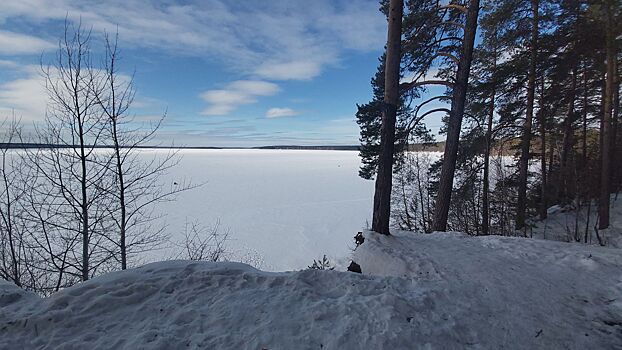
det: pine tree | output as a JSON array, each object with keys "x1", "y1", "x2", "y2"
[{"x1": 371, "y1": 0, "x2": 404, "y2": 235}]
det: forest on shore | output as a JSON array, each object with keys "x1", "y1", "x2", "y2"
[{"x1": 358, "y1": 0, "x2": 621, "y2": 238}]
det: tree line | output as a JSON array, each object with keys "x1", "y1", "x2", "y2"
[{"x1": 359, "y1": 0, "x2": 621, "y2": 239}]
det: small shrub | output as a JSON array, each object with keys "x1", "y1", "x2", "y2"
[{"x1": 308, "y1": 255, "x2": 335, "y2": 270}]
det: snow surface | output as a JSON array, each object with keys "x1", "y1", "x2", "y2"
[
  {"x1": 152, "y1": 149, "x2": 375, "y2": 270},
  {"x1": 3, "y1": 231, "x2": 622, "y2": 349},
  {"x1": 531, "y1": 195, "x2": 622, "y2": 248},
  {"x1": 354, "y1": 230, "x2": 622, "y2": 349}
]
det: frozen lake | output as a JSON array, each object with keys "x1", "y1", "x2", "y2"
[{"x1": 154, "y1": 149, "x2": 375, "y2": 271}]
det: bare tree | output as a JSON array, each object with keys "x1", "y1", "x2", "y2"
[
  {"x1": 0, "y1": 119, "x2": 31, "y2": 288},
  {"x1": 96, "y1": 32, "x2": 194, "y2": 270},
  {"x1": 27, "y1": 21, "x2": 112, "y2": 282},
  {"x1": 392, "y1": 151, "x2": 433, "y2": 232}
]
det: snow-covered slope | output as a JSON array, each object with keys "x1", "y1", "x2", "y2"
[
  {"x1": 530, "y1": 196, "x2": 622, "y2": 248},
  {"x1": 2, "y1": 232, "x2": 622, "y2": 349},
  {"x1": 354, "y1": 231, "x2": 622, "y2": 349}
]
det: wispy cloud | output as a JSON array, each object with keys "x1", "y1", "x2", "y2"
[
  {"x1": 201, "y1": 80, "x2": 279, "y2": 116},
  {"x1": 255, "y1": 61, "x2": 322, "y2": 81},
  {"x1": 265, "y1": 107, "x2": 299, "y2": 119},
  {"x1": 0, "y1": 1, "x2": 386, "y2": 142},
  {"x1": 0, "y1": 63, "x2": 46, "y2": 122},
  {"x1": 0, "y1": 1, "x2": 385, "y2": 79},
  {"x1": 0, "y1": 60, "x2": 134, "y2": 124},
  {"x1": 0, "y1": 30, "x2": 54, "y2": 55}
]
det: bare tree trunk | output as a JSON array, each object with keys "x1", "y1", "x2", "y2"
[
  {"x1": 482, "y1": 58, "x2": 497, "y2": 235},
  {"x1": 104, "y1": 36, "x2": 129, "y2": 270},
  {"x1": 516, "y1": 0, "x2": 539, "y2": 231},
  {"x1": 560, "y1": 66, "x2": 577, "y2": 203},
  {"x1": 79, "y1": 125, "x2": 89, "y2": 281},
  {"x1": 539, "y1": 77, "x2": 548, "y2": 220},
  {"x1": 582, "y1": 63, "x2": 589, "y2": 180},
  {"x1": 416, "y1": 159, "x2": 427, "y2": 231},
  {"x1": 38, "y1": 21, "x2": 108, "y2": 284},
  {"x1": 0, "y1": 121, "x2": 23, "y2": 287},
  {"x1": 112, "y1": 124, "x2": 127, "y2": 270},
  {"x1": 432, "y1": 0, "x2": 480, "y2": 231},
  {"x1": 611, "y1": 57, "x2": 620, "y2": 193},
  {"x1": 599, "y1": 1, "x2": 615, "y2": 229},
  {"x1": 371, "y1": 0, "x2": 403, "y2": 235}
]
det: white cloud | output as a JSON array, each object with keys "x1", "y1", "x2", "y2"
[
  {"x1": 0, "y1": 30, "x2": 54, "y2": 55},
  {"x1": 255, "y1": 61, "x2": 322, "y2": 81},
  {"x1": 0, "y1": 64, "x2": 46, "y2": 123},
  {"x1": 228, "y1": 80, "x2": 280, "y2": 96},
  {"x1": 0, "y1": 1, "x2": 388, "y2": 125},
  {"x1": 0, "y1": 1, "x2": 385, "y2": 80},
  {"x1": 0, "y1": 60, "x2": 135, "y2": 125},
  {"x1": 265, "y1": 107, "x2": 299, "y2": 119},
  {"x1": 201, "y1": 80, "x2": 279, "y2": 116}
]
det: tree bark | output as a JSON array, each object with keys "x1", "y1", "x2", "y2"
[
  {"x1": 79, "y1": 120, "x2": 89, "y2": 281},
  {"x1": 432, "y1": 0, "x2": 480, "y2": 231},
  {"x1": 582, "y1": 63, "x2": 588, "y2": 181},
  {"x1": 539, "y1": 77, "x2": 547, "y2": 220},
  {"x1": 482, "y1": 36, "x2": 498, "y2": 235},
  {"x1": 611, "y1": 56, "x2": 620, "y2": 193},
  {"x1": 599, "y1": 1, "x2": 615, "y2": 229},
  {"x1": 371, "y1": 0, "x2": 403, "y2": 235},
  {"x1": 560, "y1": 66, "x2": 577, "y2": 203},
  {"x1": 515, "y1": 0, "x2": 539, "y2": 231}
]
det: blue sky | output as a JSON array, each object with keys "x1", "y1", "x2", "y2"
[{"x1": 0, "y1": 0, "x2": 444, "y2": 147}]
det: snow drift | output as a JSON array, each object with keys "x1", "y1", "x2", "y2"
[{"x1": 2, "y1": 231, "x2": 622, "y2": 349}]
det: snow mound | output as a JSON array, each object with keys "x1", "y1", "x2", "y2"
[
  {"x1": 2, "y1": 232, "x2": 622, "y2": 349},
  {"x1": 354, "y1": 230, "x2": 622, "y2": 349},
  {"x1": 1, "y1": 261, "x2": 430, "y2": 350}
]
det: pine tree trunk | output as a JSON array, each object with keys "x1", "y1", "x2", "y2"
[
  {"x1": 371, "y1": 0, "x2": 403, "y2": 235},
  {"x1": 611, "y1": 57, "x2": 620, "y2": 193},
  {"x1": 482, "y1": 98, "x2": 494, "y2": 235},
  {"x1": 560, "y1": 67, "x2": 577, "y2": 203},
  {"x1": 432, "y1": 0, "x2": 480, "y2": 231},
  {"x1": 482, "y1": 40, "x2": 497, "y2": 235},
  {"x1": 582, "y1": 64, "x2": 588, "y2": 180},
  {"x1": 515, "y1": 0, "x2": 539, "y2": 231},
  {"x1": 539, "y1": 77, "x2": 547, "y2": 220},
  {"x1": 599, "y1": 2, "x2": 615, "y2": 229}
]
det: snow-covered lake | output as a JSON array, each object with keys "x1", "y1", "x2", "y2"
[{"x1": 154, "y1": 149, "x2": 375, "y2": 271}]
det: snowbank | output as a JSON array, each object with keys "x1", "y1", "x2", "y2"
[
  {"x1": 1, "y1": 261, "x2": 429, "y2": 350},
  {"x1": 354, "y1": 231, "x2": 622, "y2": 348},
  {"x1": 2, "y1": 231, "x2": 622, "y2": 349}
]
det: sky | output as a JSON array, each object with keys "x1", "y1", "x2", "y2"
[{"x1": 0, "y1": 0, "x2": 444, "y2": 147}]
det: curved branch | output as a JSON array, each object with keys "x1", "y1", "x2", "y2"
[
  {"x1": 400, "y1": 80, "x2": 455, "y2": 91},
  {"x1": 408, "y1": 108, "x2": 451, "y2": 133},
  {"x1": 419, "y1": 108, "x2": 451, "y2": 120},
  {"x1": 407, "y1": 95, "x2": 448, "y2": 129},
  {"x1": 418, "y1": 95, "x2": 451, "y2": 111},
  {"x1": 438, "y1": 4, "x2": 468, "y2": 15}
]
